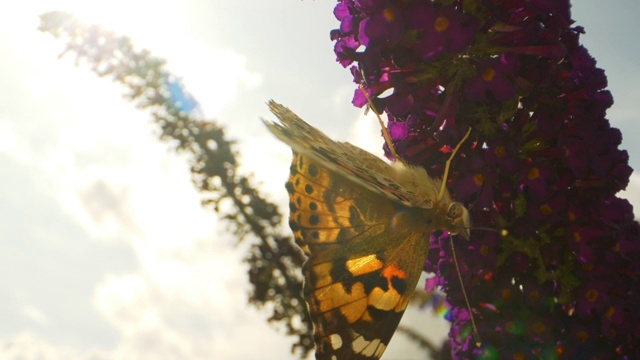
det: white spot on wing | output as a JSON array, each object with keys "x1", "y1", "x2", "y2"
[
  {"x1": 351, "y1": 335, "x2": 368, "y2": 354},
  {"x1": 361, "y1": 338, "x2": 381, "y2": 357},
  {"x1": 351, "y1": 334, "x2": 384, "y2": 357},
  {"x1": 375, "y1": 343, "x2": 386, "y2": 358},
  {"x1": 329, "y1": 333, "x2": 343, "y2": 350}
]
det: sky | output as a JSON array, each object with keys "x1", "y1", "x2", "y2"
[{"x1": 0, "y1": 1, "x2": 638, "y2": 359}]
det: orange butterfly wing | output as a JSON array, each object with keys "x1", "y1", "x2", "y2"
[{"x1": 287, "y1": 152, "x2": 433, "y2": 359}]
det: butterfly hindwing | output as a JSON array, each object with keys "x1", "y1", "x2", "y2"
[{"x1": 287, "y1": 152, "x2": 432, "y2": 359}]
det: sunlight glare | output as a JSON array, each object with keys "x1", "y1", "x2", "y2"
[{"x1": 39, "y1": 0, "x2": 262, "y2": 118}]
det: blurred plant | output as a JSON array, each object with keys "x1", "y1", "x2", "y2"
[{"x1": 39, "y1": 11, "x2": 315, "y2": 357}]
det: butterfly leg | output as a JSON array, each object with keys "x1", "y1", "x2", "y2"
[
  {"x1": 358, "y1": 85, "x2": 403, "y2": 163},
  {"x1": 437, "y1": 127, "x2": 472, "y2": 201}
]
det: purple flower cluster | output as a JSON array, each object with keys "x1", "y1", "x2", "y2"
[{"x1": 331, "y1": 0, "x2": 638, "y2": 358}]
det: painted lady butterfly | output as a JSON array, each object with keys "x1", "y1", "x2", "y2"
[{"x1": 264, "y1": 101, "x2": 471, "y2": 359}]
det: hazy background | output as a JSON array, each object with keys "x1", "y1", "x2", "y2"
[{"x1": 0, "y1": 1, "x2": 638, "y2": 359}]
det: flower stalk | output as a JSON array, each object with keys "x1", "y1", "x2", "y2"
[{"x1": 331, "y1": 0, "x2": 638, "y2": 358}]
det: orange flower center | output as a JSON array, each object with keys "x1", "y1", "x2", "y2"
[
  {"x1": 576, "y1": 331, "x2": 589, "y2": 342},
  {"x1": 502, "y1": 289, "x2": 512, "y2": 300},
  {"x1": 529, "y1": 290, "x2": 540, "y2": 302},
  {"x1": 383, "y1": 8, "x2": 395, "y2": 22},
  {"x1": 573, "y1": 232, "x2": 581, "y2": 242},
  {"x1": 539, "y1": 204, "x2": 552, "y2": 215},
  {"x1": 434, "y1": 16, "x2": 449, "y2": 32},
  {"x1": 482, "y1": 67, "x2": 496, "y2": 81},
  {"x1": 605, "y1": 306, "x2": 615, "y2": 318},
  {"x1": 532, "y1": 321, "x2": 545, "y2": 333}
]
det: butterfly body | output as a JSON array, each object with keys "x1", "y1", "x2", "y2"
[{"x1": 264, "y1": 101, "x2": 470, "y2": 359}]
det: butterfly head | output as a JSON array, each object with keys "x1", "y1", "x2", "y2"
[{"x1": 446, "y1": 202, "x2": 470, "y2": 240}]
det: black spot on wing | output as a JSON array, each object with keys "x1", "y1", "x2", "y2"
[
  {"x1": 391, "y1": 275, "x2": 408, "y2": 295},
  {"x1": 289, "y1": 219, "x2": 299, "y2": 231},
  {"x1": 305, "y1": 183, "x2": 314, "y2": 194},
  {"x1": 308, "y1": 163, "x2": 318, "y2": 177},
  {"x1": 285, "y1": 181, "x2": 294, "y2": 194}
]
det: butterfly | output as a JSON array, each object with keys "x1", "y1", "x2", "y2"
[{"x1": 264, "y1": 100, "x2": 471, "y2": 359}]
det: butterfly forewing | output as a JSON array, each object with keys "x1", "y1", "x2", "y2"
[{"x1": 266, "y1": 101, "x2": 441, "y2": 209}]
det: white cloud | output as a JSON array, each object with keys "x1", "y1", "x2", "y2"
[
  {"x1": 0, "y1": 121, "x2": 31, "y2": 164},
  {"x1": 347, "y1": 111, "x2": 387, "y2": 159},
  {"x1": 21, "y1": 305, "x2": 48, "y2": 326},
  {"x1": 92, "y1": 249, "x2": 295, "y2": 359},
  {"x1": 620, "y1": 172, "x2": 640, "y2": 212},
  {"x1": 0, "y1": 333, "x2": 97, "y2": 360}
]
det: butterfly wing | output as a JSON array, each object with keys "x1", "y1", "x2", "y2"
[
  {"x1": 264, "y1": 101, "x2": 474, "y2": 358},
  {"x1": 286, "y1": 151, "x2": 432, "y2": 359},
  {"x1": 264, "y1": 101, "x2": 441, "y2": 209}
]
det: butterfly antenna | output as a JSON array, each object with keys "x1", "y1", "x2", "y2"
[
  {"x1": 437, "y1": 127, "x2": 471, "y2": 202},
  {"x1": 358, "y1": 84, "x2": 404, "y2": 163},
  {"x1": 449, "y1": 234, "x2": 482, "y2": 347}
]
